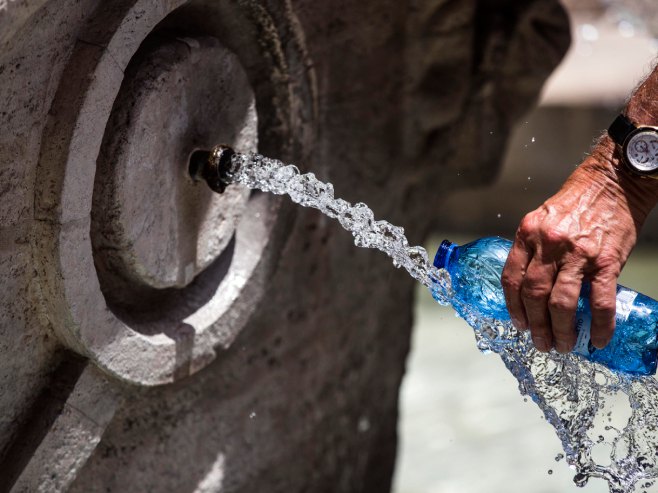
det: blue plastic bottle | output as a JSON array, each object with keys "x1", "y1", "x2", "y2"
[{"x1": 433, "y1": 237, "x2": 658, "y2": 376}]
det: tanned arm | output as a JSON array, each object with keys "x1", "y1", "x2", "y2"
[{"x1": 501, "y1": 63, "x2": 658, "y2": 353}]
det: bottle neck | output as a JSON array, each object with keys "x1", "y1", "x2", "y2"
[{"x1": 434, "y1": 240, "x2": 456, "y2": 269}]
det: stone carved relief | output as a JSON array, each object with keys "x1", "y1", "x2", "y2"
[
  {"x1": 0, "y1": 0, "x2": 568, "y2": 491},
  {"x1": 403, "y1": 0, "x2": 570, "y2": 190},
  {"x1": 29, "y1": 0, "x2": 315, "y2": 387},
  {"x1": 2, "y1": 0, "x2": 315, "y2": 489}
]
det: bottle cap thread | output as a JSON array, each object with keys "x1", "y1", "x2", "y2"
[{"x1": 434, "y1": 240, "x2": 456, "y2": 269}]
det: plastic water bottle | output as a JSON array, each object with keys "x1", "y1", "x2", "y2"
[{"x1": 433, "y1": 237, "x2": 658, "y2": 375}]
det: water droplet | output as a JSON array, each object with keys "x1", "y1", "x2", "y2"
[
  {"x1": 249, "y1": 411, "x2": 256, "y2": 419},
  {"x1": 324, "y1": 198, "x2": 351, "y2": 219},
  {"x1": 531, "y1": 137, "x2": 536, "y2": 143},
  {"x1": 351, "y1": 202, "x2": 375, "y2": 229},
  {"x1": 580, "y1": 23, "x2": 599, "y2": 42},
  {"x1": 405, "y1": 246, "x2": 428, "y2": 264},
  {"x1": 270, "y1": 165, "x2": 300, "y2": 194},
  {"x1": 548, "y1": 469, "x2": 553, "y2": 475},
  {"x1": 573, "y1": 472, "x2": 588, "y2": 488},
  {"x1": 618, "y1": 20, "x2": 635, "y2": 38},
  {"x1": 497, "y1": 213, "x2": 502, "y2": 218},
  {"x1": 289, "y1": 173, "x2": 333, "y2": 206}
]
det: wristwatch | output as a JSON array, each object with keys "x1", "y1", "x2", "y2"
[{"x1": 608, "y1": 114, "x2": 658, "y2": 177}]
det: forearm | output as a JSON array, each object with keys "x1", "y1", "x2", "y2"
[
  {"x1": 502, "y1": 63, "x2": 658, "y2": 354},
  {"x1": 626, "y1": 62, "x2": 658, "y2": 127},
  {"x1": 586, "y1": 63, "x2": 658, "y2": 225}
]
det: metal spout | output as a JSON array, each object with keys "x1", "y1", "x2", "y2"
[{"x1": 189, "y1": 144, "x2": 237, "y2": 194}]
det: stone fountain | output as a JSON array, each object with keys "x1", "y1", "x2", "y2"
[{"x1": 0, "y1": 1, "x2": 569, "y2": 491}]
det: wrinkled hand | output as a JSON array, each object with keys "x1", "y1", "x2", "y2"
[{"x1": 501, "y1": 142, "x2": 658, "y2": 353}]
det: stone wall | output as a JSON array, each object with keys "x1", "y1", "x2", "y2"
[{"x1": 0, "y1": 1, "x2": 569, "y2": 491}]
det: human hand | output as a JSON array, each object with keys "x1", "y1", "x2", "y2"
[{"x1": 501, "y1": 139, "x2": 658, "y2": 353}]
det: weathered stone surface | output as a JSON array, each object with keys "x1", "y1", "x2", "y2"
[
  {"x1": 0, "y1": 0, "x2": 569, "y2": 491},
  {"x1": 0, "y1": 0, "x2": 100, "y2": 469},
  {"x1": 25, "y1": 0, "x2": 291, "y2": 386},
  {"x1": 92, "y1": 38, "x2": 255, "y2": 292},
  {"x1": 9, "y1": 364, "x2": 122, "y2": 493}
]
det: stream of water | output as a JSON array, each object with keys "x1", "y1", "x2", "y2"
[{"x1": 229, "y1": 151, "x2": 658, "y2": 493}]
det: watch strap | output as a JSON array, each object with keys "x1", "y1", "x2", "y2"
[
  {"x1": 607, "y1": 114, "x2": 658, "y2": 179},
  {"x1": 608, "y1": 114, "x2": 636, "y2": 145}
]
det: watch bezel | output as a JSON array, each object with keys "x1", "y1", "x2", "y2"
[{"x1": 622, "y1": 126, "x2": 658, "y2": 176}]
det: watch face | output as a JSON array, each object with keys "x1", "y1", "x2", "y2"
[{"x1": 625, "y1": 129, "x2": 658, "y2": 174}]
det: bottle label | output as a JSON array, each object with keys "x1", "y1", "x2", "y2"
[
  {"x1": 572, "y1": 286, "x2": 638, "y2": 356},
  {"x1": 573, "y1": 312, "x2": 594, "y2": 356},
  {"x1": 615, "y1": 286, "x2": 637, "y2": 322}
]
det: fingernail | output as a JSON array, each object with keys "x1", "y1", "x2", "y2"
[
  {"x1": 533, "y1": 336, "x2": 549, "y2": 352},
  {"x1": 591, "y1": 337, "x2": 608, "y2": 350},
  {"x1": 555, "y1": 340, "x2": 571, "y2": 354}
]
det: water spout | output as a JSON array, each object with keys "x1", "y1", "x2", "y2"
[{"x1": 189, "y1": 144, "x2": 237, "y2": 194}]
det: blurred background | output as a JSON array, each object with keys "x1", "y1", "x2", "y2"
[{"x1": 394, "y1": 1, "x2": 658, "y2": 492}]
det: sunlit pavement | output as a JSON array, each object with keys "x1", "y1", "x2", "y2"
[{"x1": 392, "y1": 234, "x2": 658, "y2": 493}]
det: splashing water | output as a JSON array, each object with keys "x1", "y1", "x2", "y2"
[
  {"x1": 229, "y1": 152, "x2": 658, "y2": 493},
  {"x1": 230, "y1": 152, "x2": 450, "y2": 292}
]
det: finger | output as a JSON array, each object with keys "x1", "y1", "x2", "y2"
[
  {"x1": 502, "y1": 240, "x2": 531, "y2": 330},
  {"x1": 588, "y1": 271, "x2": 617, "y2": 349},
  {"x1": 521, "y1": 257, "x2": 557, "y2": 352},
  {"x1": 548, "y1": 266, "x2": 584, "y2": 353}
]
